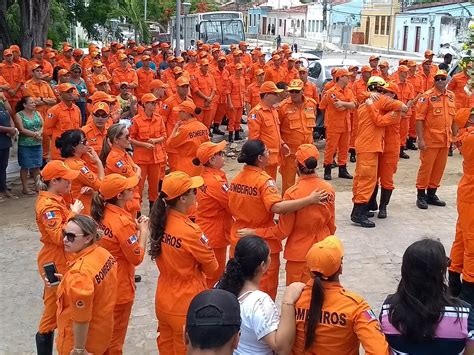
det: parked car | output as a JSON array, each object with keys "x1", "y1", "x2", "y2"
[{"x1": 307, "y1": 58, "x2": 361, "y2": 92}]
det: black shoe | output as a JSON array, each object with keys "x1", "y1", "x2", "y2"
[
  {"x1": 234, "y1": 131, "x2": 242, "y2": 141},
  {"x1": 426, "y1": 188, "x2": 446, "y2": 206},
  {"x1": 351, "y1": 203, "x2": 376, "y2": 228},
  {"x1": 448, "y1": 271, "x2": 462, "y2": 297},
  {"x1": 338, "y1": 165, "x2": 353, "y2": 179},
  {"x1": 448, "y1": 145, "x2": 453, "y2": 157},
  {"x1": 378, "y1": 188, "x2": 392, "y2": 219},
  {"x1": 460, "y1": 281, "x2": 474, "y2": 305},
  {"x1": 149, "y1": 200, "x2": 154, "y2": 212},
  {"x1": 135, "y1": 274, "x2": 142, "y2": 283},
  {"x1": 241, "y1": 117, "x2": 247, "y2": 124},
  {"x1": 399, "y1": 147, "x2": 410, "y2": 159},
  {"x1": 209, "y1": 129, "x2": 213, "y2": 138},
  {"x1": 228, "y1": 131, "x2": 234, "y2": 143},
  {"x1": 36, "y1": 331, "x2": 54, "y2": 355},
  {"x1": 416, "y1": 189, "x2": 428, "y2": 209},
  {"x1": 368, "y1": 185, "x2": 379, "y2": 212},
  {"x1": 349, "y1": 148, "x2": 356, "y2": 163},
  {"x1": 324, "y1": 165, "x2": 332, "y2": 180},
  {"x1": 212, "y1": 124, "x2": 225, "y2": 135},
  {"x1": 330, "y1": 161, "x2": 337, "y2": 169},
  {"x1": 406, "y1": 137, "x2": 418, "y2": 150}
]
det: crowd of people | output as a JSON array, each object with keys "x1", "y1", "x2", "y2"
[{"x1": 0, "y1": 37, "x2": 473, "y2": 354}]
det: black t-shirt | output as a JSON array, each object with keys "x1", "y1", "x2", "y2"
[{"x1": 0, "y1": 103, "x2": 12, "y2": 150}]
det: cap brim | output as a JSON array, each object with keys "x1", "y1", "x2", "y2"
[
  {"x1": 124, "y1": 175, "x2": 139, "y2": 189},
  {"x1": 213, "y1": 140, "x2": 227, "y2": 154},
  {"x1": 61, "y1": 169, "x2": 80, "y2": 180},
  {"x1": 189, "y1": 176, "x2": 204, "y2": 189}
]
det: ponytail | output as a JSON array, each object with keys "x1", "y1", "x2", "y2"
[
  {"x1": 217, "y1": 258, "x2": 245, "y2": 297},
  {"x1": 304, "y1": 273, "x2": 325, "y2": 350},
  {"x1": 149, "y1": 191, "x2": 178, "y2": 259},
  {"x1": 100, "y1": 123, "x2": 126, "y2": 166},
  {"x1": 91, "y1": 192, "x2": 114, "y2": 223}
]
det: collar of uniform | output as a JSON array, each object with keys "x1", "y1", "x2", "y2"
[
  {"x1": 59, "y1": 100, "x2": 76, "y2": 110},
  {"x1": 432, "y1": 87, "x2": 448, "y2": 96},
  {"x1": 88, "y1": 121, "x2": 106, "y2": 136},
  {"x1": 105, "y1": 202, "x2": 132, "y2": 217},
  {"x1": 67, "y1": 243, "x2": 98, "y2": 266},
  {"x1": 168, "y1": 207, "x2": 188, "y2": 220},
  {"x1": 39, "y1": 190, "x2": 66, "y2": 204},
  {"x1": 243, "y1": 165, "x2": 264, "y2": 173},
  {"x1": 306, "y1": 278, "x2": 342, "y2": 289},
  {"x1": 110, "y1": 145, "x2": 127, "y2": 158}
]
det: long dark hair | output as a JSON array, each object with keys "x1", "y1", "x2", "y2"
[
  {"x1": 91, "y1": 192, "x2": 119, "y2": 223},
  {"x1": 298, "y1": 157, "x2": 318, "y2": 175},
  {"x1": 237, "y1": 139, "x2": 266, "y2": 166},
  {"x1": 15, "y1": 96, "x2": 32, "y2": 113},
  {"x1": 388, "y1": 239, "x2": 462, "y2": 342},
  {"x1": 304, "y1": 272, "x2": 326, "y2": 349},
  {"x1": 217, "y1": 236, "x2": 269, "y2": 297},
  {"x1": 100, "y1": 123, "x2": 126, "y2": 165},
  {"x1": 55, "y1": 129, "x2": 84, "y2": 158}
]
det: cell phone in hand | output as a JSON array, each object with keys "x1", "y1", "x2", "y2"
[{"x1": 43, "y1": 262, "x2": 60, "y2": 286}]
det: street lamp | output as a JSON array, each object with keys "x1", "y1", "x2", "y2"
[{"x1": 183, "y1": 2, "x2": 192, "y2": 50}]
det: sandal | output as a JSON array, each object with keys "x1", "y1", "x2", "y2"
[
  {"x1": 23, "y1": 189, "x2": 37, "y2": 196},
  {"x1": 4, "y1": 192, "x2": 19, "y2": 199}
]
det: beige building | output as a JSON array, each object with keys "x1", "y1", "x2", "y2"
[{"x1": 360, "y1": 0, "x2": 400, "y2": 48}]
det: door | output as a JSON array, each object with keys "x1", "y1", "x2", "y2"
[
  {"x1": 415, "y1": 26, "x2": 421, "y2": 52},
  {"x1": 365, "y1": 17, "x2": 370, "y2": 44},
  {"x1": 403, "y1": 25, "x2": 408, "y2": 51},
  {"x1": 262, "y1": 17, "x2": 267, "y2": 35}
]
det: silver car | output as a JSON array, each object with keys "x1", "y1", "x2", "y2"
[{"x1": 307, "y1": 58, "x2": 361, "y2": 92}]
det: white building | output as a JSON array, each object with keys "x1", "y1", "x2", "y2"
[{"x1": 306, "y1": 2, "x2": 326, "y2": 42}]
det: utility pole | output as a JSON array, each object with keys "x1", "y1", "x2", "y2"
[
  {"x1": 175, "y1": 0, "x2": 181, "y2": 56},
  {"x1": 144, "y1": 0, "x2": 147, "y2": 21}
]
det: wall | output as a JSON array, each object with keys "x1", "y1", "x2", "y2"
[{"x1": 306, "y1": 3, "x2": 326, "y2": 41}]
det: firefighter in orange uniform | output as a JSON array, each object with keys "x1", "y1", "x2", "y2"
[
  {"x1": 319, "y1": 69, "x2": 356, "y2": 181},
  {"x1": 56, "y1": 44, "x2": 75, "y2": 71},
  {"x1": 81, "y1": 102, "x2": 110, "y2": 173},
  {"x1": 184, "y1": 51, "x2": 199, "y2": 76},
  {"x1": 92, "y1": 174, "x2": 149, "y2": 355},
  {"x1": 166, "y1": 100, "x2": 210, "y2": 177},
  {"x1": 193, "y1": 141, "x2": 232, "y2": 287},
  {"x1": 191, "y1": 58, "x2": 216, "y2": 130},
  {"x1": 299, "y1": 67, "x2": 320, "y2": 104},
  {"x1": 210, "y1": 55, "x2": 230, "y2": 136},
  {"x1": 264, "y1": 54, "x2": 286, "y2": 84},
  {"x1": 1, "y1": 49, "x2": 24, "y2": 111},
  {"x1": 226, "y1": 63, "x2": 246, "y2": 142},
  {"x1": 129, "y1": 93, "x2": 167, "y2": 211},
  {"x1": 160, "y1": 76, "x2": 193, "y2": 137},
  {"x1": 135, "y1": 55, "x2": 156, "y2": 101},
  {"x1": 35, "y1": 160, "x2": 83, "y2": 354},
  {"x1": 419, "y1": 59, "x2": 435, "y2": 92},
  {"x1": 278, "y1": 79, "x2": 317, "y2": 193},
  {"x1": 406, "y1": 60, "x2": 423, "y2": 150},
  {"x1": 111, "y1": 53, "x2": 138, "y2": 96},
  {"x1": 293, "y1": 236, "x2": 389, "y2": 354},
  {"x1": 248, "y1": 81, "x2": 290, "y2": 180},
  {"x1": 149, "y1": 171, "x2": 218, "y2": 355},
  {"x1": 368, "y1": 55, "x2": 381, "y2": 77},
  {"x1": 415, "y1": 70, "x2": 458, "y2": 209},
  {"x1": 245, "y1": 68, "x2": 265, "y2": 113},
  {"x1": 160, "y1": 56, "x2": 176, "y2": 84},
  {"x1": 29, "y1": 47, "x2": 54, "y2": 81},
  {"x1": 378, "y1": 61, "x2": 390, "y2": 81},
  {"x1": 10, "y1": 45, "x2": 29, "y2": 81},
  {"x1": 248, "y1": 51, "x2": 266, "y2": 84},
  {"x1": 447, "y1": 63, "x2": 471, "y2": 110},
  {"x1": 283, "y1": 57, "x2": 299, "y2": 84}
]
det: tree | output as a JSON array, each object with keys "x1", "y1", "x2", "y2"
[
  {"x1": 112, "y1": 0, "x2": 150, "y2": 42},
  {"x1": 19, "y1": 0, "x2": 51, "y2": 57}
]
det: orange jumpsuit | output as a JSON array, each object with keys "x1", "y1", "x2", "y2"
[
  {"x1": 195, "y1": 166, "x2": 232, "y2": 287},
  {"x1": 135, "y1": 67, "x2": 155, "y2": 100},
  {"x1": 56, "y1": 244, "x2": 117, "y2": 355},
  {"x1": 97, "y1": 203, "x2": 145, "y2": 355},
  {"x1": 264, "y1": 64, "x2": 286, "y2": 83},
  {"x1": 248, "y1": 102, "x2": 284, "y2": 180},
  {"x1": 320, "y1": 84, "x2": 356, "y2": 166},
  {"x1": 0, "y1": 61, "x2": 24, "y2": 110},
  {"x1": 279, "y1": 175, "x2": 336, "y2": 284},
  {"x1": 415, "y1": 88, "x2": 456, "y2": 190},
  {"x1": 278, "y1": 97, "x2": 317, "y2": 193},
  {"x1": 394, "y1": 80, "x2": 415, "y2": 149},
  {"x1": 228, "y1": 165, "x2": 282, "y2": 300},
  {"x1": 129, "y1": 110, "x2": 167, "y2": 202},
  {"x1": 447, "y1": 72, "x2": 470, "y2": 110},
  {"x1": 35, "y1": 191, "x2": 74, "y2": 333},
  {"x1": 111, "y1": 67, "x2": 138, "y2": 95},
  {"x1": 351, "y1": 79, "x2": 369, "y2": 149},
  {"x1": 293, "y1": 280, "x2": 389, "y2": 354},
  {"x1": 155, "y1": 209, "x2": 218, "y2": 355},
  {"x1": 210, "y1": 67, "x2": 230, "y2": 126},
  {"x1": 227, "y1": 73, "x2": 246, "y2": 132},
  {"x1": 166, "y1": 118, "x2": 209, "y2": 177},
  {"x1": 407, "y1": 73, "x2": 423, "y2": 139},
  {"x1": 191, "y1": 70, "x2": 216, "y2": 129},
  {"x1": 160, "y1": 95, "x2": 193, "y2": 137}
]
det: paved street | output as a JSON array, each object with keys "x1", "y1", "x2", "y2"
[{"x1": 0, "y1": 144, "x2": 462, "y2": 354}]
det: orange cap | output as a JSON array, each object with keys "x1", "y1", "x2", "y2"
[
  {"x1": 162, "y1": 171, "x2": 204, "y2": 200},
  {"x1": 235, "y1": 63, "x2": 243, "y2": 70},
  {"x1": 196, "y1": 141, "x2": 226, "y2": 165},
  {"x1": 384, "y1": 82, "x2": 399, "y2": 94},
  {"x1": 200, "y1": 58, "x2": 210, "y2": 66},
  {"x1": 100, "y1": 174, "x2": 139, "y2": 200},
  {"x1": 360, "y1": 65, "x2": 372, "y2": 73},
  {"x1": 150, "y1": 79, "x2": 168, "y2": 89},
  {"x1": 30, "y1": 63, "x2": 43, "y2": 71},
  {"x1": 141, "y1": 55, "x2": 151, "y2": 61},
  {"x1": 334, "y1": 68, "x2": 350, "y2": 78},
  {"x1": 272, "y1": 54, "x2": 281, "y2": 61},
  {"x1": 93, "y1": 60, "x2": 103, "y2": 67},
  {"x1": 239, "y1": 41, "x2": 248, "y2": 47},
  {"x1": 41, "y1": 160, "x2": 80, "y2": 180},
  {"x1": 101, "y1": 47, "x2": 110, "y2": 53},
  {"x1": 255, "y1": 68, "x2": 265, "y2": 76},
  {"x1": 176, "y1": 76, "x2": 190, "y2": 86},
  {"x1": 281, "y1": 43, "x2": 290, "y2": 50},
  {"x1": 199, "y1": 51, "x2": 208, "y2": 59},
  {"x1": 161, "y1": 42, "x2": 170, "y2": 48},
  {"x1": 298, "y1": 67, "x2": 308, "y2": 73},
  {"x1": 45, "y1": 52, "x2": 56, "y2": 59},
  {"x1": 118, "y1": 53, "x2": 127, "y2": 61},
  {"x1": 58, "y1": 69, "x2": 70, "y2": 77},
  {"x1": 369, "y1": 55, "x2": 379, "y2": 61},
  {"x1": 93, "y1": 74, "x2": 108, "y2": 85},
  {"x1": 399, "y1": 59, "x2": 408, "y2": 66},
  {"x1": 211, "y1": 47, "x2": 221, "y2": 53},
  {"x1": 141, "y1": 93, "x2": 158, "y2": 104},
  {"x1": 63, "y1": 44, "x2": 73, "y2": 51},
  {"x1": 197, "y1": 40, "x2": 204, "y2": 45},
  {"x1": 175, "y1": 56, "x2": 185, "y2": 63},
  {"x1": 57, "y1": 83, "x2": 76, "y2": 93},
  {"x1": 233, "y1": 50, "x2": 243, "y2": 56},
  {"x1": 379, "y1": 60, "x2": 389, "y2": 68},
  {"x1": 73, "y1": 48, "x2": 84, "y2": 56},
  {"x1": 173, "y1": 100, "x2": 196, "y2": 115},
  {"x1": 92, "y1": 101, "x2": 110, "y2": 114},
  {"x1": 173, "y1": 66, "x2": 183, "y2": 74},
  {"x1": 398, "y1": 65, "x2": 409, "y2": 72},
  {"x1": 10, "y1": 45, "x2": 20, "y2": 54},
  {"x1": 454, "y1": 108, "x2": 471, "y2": 128},
  {"x1": 188, "y1": 50, "x2": 197, "y2": 57},
  {"x1": 218, "y1": 55, "x2": 227, "y2": 62},
  {"x1": 3, "y1": 49, "x2": 12, "y2": 56},
  {"x1": 137, "y1": 45, "x2": 145, "y2": 54},
  {"x1": 424, "y1": 50, "x2": 434, "y2": 57},
  {"x1": 152, "y1": 42, "x2": 160, "y2": 48},
  {"x1": 90, "y1": 51, "x2": 100, "y2": 58},
  {"x1": 348, "y1": 65, "x2": 359, "y2": 72},
  {"x1": 117, "y1": 43, "x2": 125, "y2": 49},
  {"x1": 296, "y1": 144, "x2": 319, "y2": 165},
  {"x1": 306, "y1": 236, "x2": 344, "y2": 277},
  {"x1": 288, "y1": 57, "x2": 296, "y2": 62},
  {"x1": 434, "y1": 69, "x2": 448, "y2": 78},
  {"x1": 422, "y1": 58, "x2": 432, "y2": 65},
  {"x1": 167, "y1": 55, "x2": 176, "y2": 62},
  {"x1": 33, "y1": 47, "x2": 43, "y2": 54},
  {"x1": 89, "y1": 91, "x2": 114, "y2": 104},
  {"x1": 202, "y1": 44, "x2": 211, "y2": 51},
  {"x1": 288, "y1": 79, "x2": 304, "y2": 91},
  {"x1": 260, "y1": 81, "x2": 283, "y2": 94},
  {"x1": 407, "y1": 60, "x2": 417, "y2": 67}
]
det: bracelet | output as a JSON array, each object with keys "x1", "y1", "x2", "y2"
[
  {"x1": 72, "y1": 348, "x2": 86, "y2": 354},
  {"x1": 282, "y1": 302, "x2": 294, "y2": 306}
]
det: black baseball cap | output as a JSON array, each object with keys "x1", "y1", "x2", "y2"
[{"x1": 186, "y1": 289, "x2": 241, "y2": 327}]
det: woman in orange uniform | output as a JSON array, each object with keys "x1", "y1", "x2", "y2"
[
  {"x1": 166, "y1": 101, "x2": 209, "y2": 177},
  {"x1": 193, "y1": 141, "x2": 232, "y2": 287},
  {"x1": 35, "y1": 160, "x2": 83, "y2": 354},
  {"x1": 229, "y1": 139, "x2": 327, "y2": 300},
  {"x1": 293, "y1": 236, "x2": 389, "y2": 354},
  {"x1": 91, "y1": 174, "x2": 149, "y2": 354},
  {"x1": 55, "y1": 129, "x2": 104, "y2": 215},
  {"x1": 129, "y1": 93, "x2": 167, "y2": 212},
  {"x1": 149, "y1": 171, "x2": 218, "y2": 354},
  {"x1": 100, "y1": 123, "x2": 142, "y2": 216},
  {"x1": 54, "y1": 215, "x2": 117, "y2": 355}
]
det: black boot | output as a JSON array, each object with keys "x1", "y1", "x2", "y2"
[
  {"x1": 448, "y1": 144, "x2": 453, "y2": 157},
  {"x1": 399, "y1": 147, "x2": 410, "y2": 159},
  {"x1": 324, "y1": 165, "x2": 332, "y2": 180},
  {"x1": 234, "y1": 130, "x2": 242, "y2": 141},
  {"x1": 448, "y1": 271, "x2": 462, "y2": 297},
  {"x1": 426, "y1": 188, "x2": 446, "y2": 207},
  {"x1": 149, "y1": 200, "x2": 154, "y2": 212},
  {"x1": 35, "y1": 331, "x2": 54, "y2": 355},
  {"x1": 416, "y1": 189, "x2": 428, "y2": 209},
  {"x1": 212, "y1": 123, "x2": 225, "y2": 135},
  {"x1": 338, "y1": 165, "x2": 353, "y2": 179},
  {"x1": 378, "y1": 188, "x2": 393, "y2": 219},
  {"x1": 406, "y1": 137, "x2": 418, "y2": 150},
  {"x1": 367, "y1": 185, "x2": 379, "y2": 213},
  {"x1": 330, "y1": 160, "x2": 337, "y2": 168},
  {"x1": 228, "y1": 131, "x2": 234, "y2": 143},
  {"x1": 349, "y1": 148, "x2": 356, "y2": 163},
  {"x1": 351, "y1": 203, "x2": 376, "y2": 228},
  {"x1": 460, "y1": 281, "x2": 474, "y2": 305}
]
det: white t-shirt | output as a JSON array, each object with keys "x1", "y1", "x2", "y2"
[{"x1": 234, "y1": 290, "x2": 279, "y2": 355}]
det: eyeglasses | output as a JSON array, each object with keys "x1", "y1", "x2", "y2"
[
  {"x1": 435, "y1": 77, "x2": 447, "y2": 82},
  {"x1": 63, "y1": 230, "x2": 85, "y2": 243},
  {"x1": 288, "y1": 90, "x2": 302, "y2": 94}
]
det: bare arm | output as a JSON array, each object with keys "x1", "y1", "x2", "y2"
[{"x1": 72, "y1": 321, "x2": 89, "y2": 352}]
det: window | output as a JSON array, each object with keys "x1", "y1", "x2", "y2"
[
  {"x1": 309, "y1": 62, "x2": 322, "y2": 79},
  {"x1": 380, "y1": 16, "x2": 385, "y2": 35},
  {"x1": 279, "y1": 19, "x2": 282, "y2": 27},
  {"x1": 375, "y1": 16, "x2": 379, "y2": 34},
  {"x1": 312, "y1": 20, "x2": 316, "y2": 32},
  {"x1": 297, "y1": 19, "x2": 300, "y2": 28},
  {"x1": 249, "y1": 14, "x2": 252, "y2": 26},
  {"x1": 386, "y1": 16, "x2": 391, "y2": 36}
]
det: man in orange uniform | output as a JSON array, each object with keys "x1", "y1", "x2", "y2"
[
  {"x1": 239, "y1": 41, "x2": 252, "y2": 68},
  {"x1": 320, "y1": 69, "x2": 356, "y2": 181},
  {"x1": 352, "y1": 77, "x2": 406, "y2": 228},
  {"x1": 44, "y1": 84, "x2": 81, "y2": 160},
  {"x1": 278, "y1": 79, "x2": 317, "y2": 193},
  {"x1": 1, "y1": 49, "x2": 24, "y2": 111},
  {"x1": 227, "y1": 50, "x2": 247, "y2": 78},
  {"x1": 226, "y1": 63, "x2": 246, "y2": 142},
  {"x1": 185, "y1": 51, "x2": 199, "y2": 77},
  {"x1": 419, "y1": 59, "x2": 435, "y2": 93},
  {"x1": 298, "y1": 67, "x2": 319, "y2": 104},
  {"x1": 406, "y1": 60, "x2": 423, "y2": 150},
  {"x1": 135, "y1": 55, "x2": 156, "y2": 101},
  {"x1": 111, "y1": 53, "x2": 138, "y2": 95},
  {"x1": 245, "y1": 69, "x2": 265, "y2": 114},
  {"x1": 264, "y1": 54, "x2": 286, "y2": 84},
  {"x1": 191, "y1": 58, "x2": 216, "y2": 130},
  {"x1": 159, "y1": 56, "x2": 176, "y2": 83},
  {"x1": 81, "y1": 102, "x2": 110, "y2": 172},
  {"x1": 448, "y1": 63, "x2": 471, "y2": 110},
  {"x1": 415, "y1": 70, "x2": 457, "y2": 209},
  {"x1": 368, "y1": 55, "x2": 381, "y2": 76},
  {"x1": 29, "y1": 47, "x2": 53, "y2": 81},
  {"x1": 210, "y1": 55, "x2": 229, "y2": 136},
  {"x1": 248, "y1": 51, "x2": 266, "y2": 84},
  {"x1": 248, "y1": 82, "x2": 290, "y2": 180},
  {"x1": 283, "y1": 57, "x2": 299, "y2": 84},
  {"x1": 56, "y1": 44, "x2": 75, "y2": 71},
  {"x1": 10, "y1": 45, "x2": 29, "y2": 81}
]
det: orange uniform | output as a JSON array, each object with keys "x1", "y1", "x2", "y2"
[
  {"x1": 135, "y1": 67, "x2": 156, "y2": 100},
  {"x1": 379, "y1": 111, "x2": 403, "y2": 191},
  {"x1": 56, "y1": 57, "x2": 75, "y2": 71},
  {"x1": 447, "y1": 72, "x2": 470, "y2": 110},
  {"x1": 283, "y1": 66, "x2": 299, "y2": 84},
  {"x1": 195, "y1": 166, "x2": 232, "y2": 287},
  {"x1": 210, "y1": 67, "x2": 230, "y2": 127},
  {"x1": 166, "y1": 118, "x2": 209, "y2": 176},
  {"x1": 264, "y1": 64, "x2": 286, "y2": 83},
  {"x1": 129, "y1": 110, "x2": 167, "y2": 202},
  {"x1": 279, "y1": 175, "x2": 336, "y2": 284},
  {"x1": 160, "y1": 67, "x2": 174, "y2": 85},
  {"x1": 111, "y1": 67, "x2": 138, "y2": 95},
  {"x1": 97, "y1": 203, "x2": 145, "y2": 354},
  {"x1": 248, "y1": 102, "x2": 284, "y2": 180},
  {"x1": 303, "y1": 81, "x2": 320, "y2": 104},
  {"x1": 228, "y1": 165, "x2": 282, "y2": 299},
  {"x1": 248, "y1": 62, "x2": 265, "y2": 83},
  {"x1": 29, "y1": 59, "x2": 53, "y2": 79},
  {"x1": 245, "y1": 81, "x2": 261, "y2": 111},
  {"x1": 415, "y1": 87, "x2": 456, "y2": 190},
  {"x1": 191, "y1": 70, "x2": 216, "y2": 129},
  {"x1": 394, "y1": 79, "x2": 415, "y2": 149},
  {"x1": 227, "y1": 73, "x2": 246, "y2": 132},
  {"x1": 419, "y1": 71, "x2": 434, "y2": 92},
  {"x1": 407, "y1": 73, "x2": 423, "y2": 139},
  {"x1": 350, "y1": 79, "x2": 369, "y2": 149},
  {"x1": 320, "y1": 84, "x2": 356, "y2": 166},
  {"x1": 35, "y1": 191, "x2": 74, "y2": 333},
  {"x1": 293, "y1": 280, "x2": 389, "y2": 354},
  {"x1": 155, "y1": 209, "x2": 218, "y2": 355},
  {"x1": 13, "y1": 56, "x2": 29, "y2": 81},
  {"x1": 81, "y1": 121, "x2": 108, "y2": 155},
  {"x1": 44, "y1": 102, "x2": 82, "y2": 160},
  {"x1": 56, "y1": 244, "x2": 117, "y2": 355},
  {"x1": 160, "y1": 94, "x2": 193, "y2": 137},
  {"x1": 278, "y1": 97, "x2": 317, "y2": 192},
  {"x1": 0, "y1": 61, "x2": 24, "y2": 109},
  {"x1": 184, "y1": 62, "x2": 199, "y2": 77}
]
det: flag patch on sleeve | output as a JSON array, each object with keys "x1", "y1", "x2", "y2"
[
  {"x1": 199, "y1": 234, "x2": 209, "y2": 245},
  {"x1": 363, "y1": 309, "x2": 377, "y2": 322},
  {"x1": 127, "y1": 235, "x2": 138, "y2": 245},
  {"x1": 250, "y1": 113, "x2": 257, "y2": 120},
  {"x1": 221, "y1": 183, "x2": 229, "y2": 192},
  {"x1": 80, "y1": 166, "x2": 90, "y2": 174},
  {"x1": 44, "y1": 211, "x2": 56, "y2": 220},
  {"x1": 116, "y1": 160, "x2": 124, "y2": 168}
]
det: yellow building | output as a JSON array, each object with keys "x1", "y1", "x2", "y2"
[{"x1": 360, "y1": 0, "x2": 400, "y2": 48}]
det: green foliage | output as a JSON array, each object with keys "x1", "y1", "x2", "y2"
[
  {"x1": 48, "y1": 0, "x2": 70, "y2": 47},
  {"x1": 5, "y1": 1, "x2": 20, "y2": 43}
]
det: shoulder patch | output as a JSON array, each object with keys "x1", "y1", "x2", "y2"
[
  {"x1": 48, "y1": 113, "x2": 54, "y2": 118},
  {"x1": 250, "y1": 113, "x2": 257, "y2": 120},
  {"x1": 44, "y1": 211, "x2": 56, "y2": 220},
  {"x1": 221, "y1": 183, "x2": 229, "y2": 192},
  {"x1": 362, "y1": 309, "x2": 378, "y2": 322},
  {"x1": 199, "y1": 233, "x2": 209, "y2": 245},
  {"x1": 418, "y1": 97, "x2": 426, "y2": 103},
  {"x1": 162, "y1": 104, "x2": 168, "y2": 110},
  {"x1": 80, "y1": 166, "x2": 90, "y2": 174},
  {"x1": 115, "y1": 160, "x2": 124, "y2": 168},
  {"x1": 126, "y1": 234, "x2": 138, "y2": 246}
]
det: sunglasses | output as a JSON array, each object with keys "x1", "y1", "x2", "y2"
[
  {"x1": 435, "y1": 77, "x2": 447, "y2": 82},
  {"x1": 288, "y1": 90, "x2": 302, "y2": 94},
  {"x1": 63, "y1": 230, "x2": 84, "y2": 243},
  {"x1": 95, "y1": 113, "x2": 109, "y2": 118}
]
